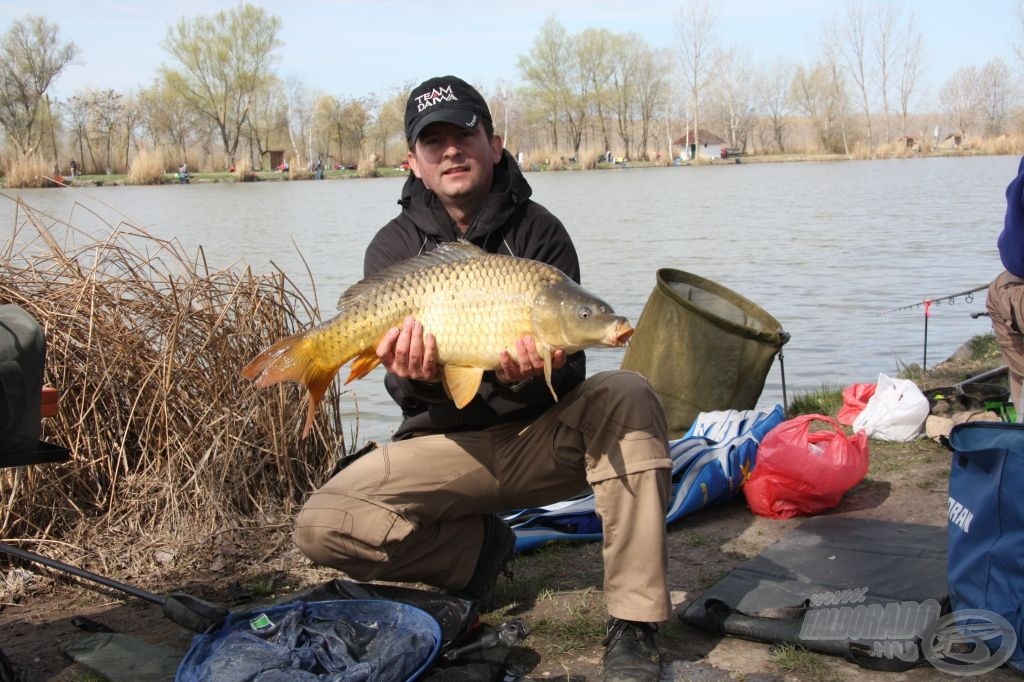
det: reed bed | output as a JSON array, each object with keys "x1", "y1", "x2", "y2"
[
  {"x1": 127, "y1": 148, "x2": 167, "y2": 185},
  {"x1": 3, "y1": 156, "x2": 55, "y2": 189},
  {"x1": 0, "y1": 194, "x2": 348, "y2": 577}
]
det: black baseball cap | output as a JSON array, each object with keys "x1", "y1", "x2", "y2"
[{"x1": 405, "y1": 75, "x2": 492, "y2": 144}]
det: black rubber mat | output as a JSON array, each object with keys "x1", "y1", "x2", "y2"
[{"x1": 679, "y1": 515, "x2": 948, "y2": 671}]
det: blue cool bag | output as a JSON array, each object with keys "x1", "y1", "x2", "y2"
[
  {"x1": 176, "y1": 599, "x2": 441, "y2": 682},
  {"x1": 947, "y1": 422, "x2": 1024, "y2": 674}
]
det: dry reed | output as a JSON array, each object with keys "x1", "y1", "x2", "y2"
[
  {"x1": 233, "y1": 158, "x2": 257, "y2": 182},
  {"x1": 356, "y1": 155, "x2": 379, "y2": 179},
  {"x1": 0, "y1": 193, "x2": 349, "y2": 577},
  {"x1": 3, "y1": 156, "x2": 55, "y2": 189},
  {"x1": 127, "y1": 148, "x2": 167, "y2": 185}
]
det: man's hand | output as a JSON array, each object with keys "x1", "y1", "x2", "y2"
[
  {"x1": 496, "y1": 336, "x2": 566, "y2": 385},
  {"x1": 377, "y1": 316, "x2": 441, "y2": 381}
]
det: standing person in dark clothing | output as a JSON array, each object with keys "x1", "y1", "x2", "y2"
[
  {"x1": 294, "y1": 75, "x2": 672, "y2": 681},
  {"x1": 988, "y1": 157, "x2": 1024, "y2": 416}
]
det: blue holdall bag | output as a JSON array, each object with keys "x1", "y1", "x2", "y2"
[{"x1": 946, "y1": 421, "x2": 1024, "y2": 674}]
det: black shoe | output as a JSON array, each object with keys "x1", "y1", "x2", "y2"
[
  {"x1": 452, "y1": 514, "x2": 515, "y2": 611},
  {"x1": 602, "y1": 618, "x2": 661, "y2": 682}
]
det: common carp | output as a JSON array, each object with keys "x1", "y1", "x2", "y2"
[{"x1": 241, "y1": 241, "x2": 633, "y2": 437}]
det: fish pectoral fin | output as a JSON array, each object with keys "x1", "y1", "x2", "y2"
[
  {"x1": 541, "y1": 346, "x2": 558, "y2": 402},
  {"x1": 442, "y1": 365, "x2": 485, "y2": 409},
  {"x1": 345, "y1": 349, "x2": 382, "y2": 383}
]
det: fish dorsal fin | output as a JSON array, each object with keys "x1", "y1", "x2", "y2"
[
  {"x1": 442, "y1": 365, "x2": 485, "y2": 408},
  {"x1": 338, "y1": 241, "x2": 488, "y2": 310}
]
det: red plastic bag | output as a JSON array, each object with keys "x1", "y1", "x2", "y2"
[
  {"x1": 743, "y1": 414, "x2": 870, "y2": 519},
  {"x1": 837, "y1": 382, "x2": 876, "y2": 426}
]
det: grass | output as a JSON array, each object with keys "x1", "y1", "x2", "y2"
[
  {"x1": 769, "y1": 643, "x2": 842, "y2": 681},
  {"x1": 787, "y1": 334, "x2": 1004, "y2": 422},
  {"x1": 787, "y1": 382, "x2": 844, "y2": 418}
]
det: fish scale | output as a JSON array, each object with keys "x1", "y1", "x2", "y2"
[{"x1": 242, "y1": 241, "x2": 633, "y2": 437}]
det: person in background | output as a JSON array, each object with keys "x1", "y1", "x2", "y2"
[
  {"x1": 987, "y1": 156, "x2": 1024, "y2": 417},
  {"x1": 293, "y1": 75, "x2": 672, "y2": 682}
]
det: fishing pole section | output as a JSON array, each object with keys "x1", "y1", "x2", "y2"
[{"x1": 880, "y1": 283, "x2": 991, "y2": 369}]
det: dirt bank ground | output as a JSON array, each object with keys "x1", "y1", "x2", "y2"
[{"x1": 2, "y1": 358, "x2": 1021, "y2": 680}]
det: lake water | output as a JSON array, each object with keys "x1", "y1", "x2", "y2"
[{"x1": 3, "y1": 155, "x2": 1017, "y2": 444}]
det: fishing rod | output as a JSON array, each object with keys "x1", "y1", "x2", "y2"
[
  {"x1": 880, "y1": 284, "x2": 989, "y2": 315},
  {"x1": 880, "y1": 282, "x2": 991, "y2": 369}
]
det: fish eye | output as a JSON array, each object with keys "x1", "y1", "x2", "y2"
[{"x1": 579, "y1": 306, "x2": 592, "y2": 319}]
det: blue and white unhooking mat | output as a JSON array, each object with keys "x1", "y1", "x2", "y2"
[{"x1": 501, "y1": 404, "x2": 785, "y2": 551}]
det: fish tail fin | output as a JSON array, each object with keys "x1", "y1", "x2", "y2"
[{"x1": 241, "y1": 332, "x2": 344, "y2": 439}]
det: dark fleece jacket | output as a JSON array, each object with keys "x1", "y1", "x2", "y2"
[
  {"x1": 364, "y1": 150, "x2": 586, "y2": 440},
  {"x1": 999, "y1": 156, "x2": 1024, "y2": 277}
]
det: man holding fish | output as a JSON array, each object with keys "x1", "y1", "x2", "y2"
[{"x1": 264, "y1": 76, "x2": 672, "y2": 681}]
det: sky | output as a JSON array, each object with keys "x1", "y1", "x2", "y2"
[{"x1": 0, "y1": 0, "x2": 1020, "y2": 107}]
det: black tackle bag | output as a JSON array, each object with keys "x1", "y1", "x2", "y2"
[{"x1": 0, "y1": 304, "x2": 68, "y2": 467}]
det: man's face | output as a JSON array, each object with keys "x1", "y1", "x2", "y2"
[{"x1": 408, "y1": 122, "x2": 502, "y2": 204}]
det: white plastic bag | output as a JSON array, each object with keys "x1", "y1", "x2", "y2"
[{"x1": 852, "y1": 373, "x2": 930, "y2": 441}]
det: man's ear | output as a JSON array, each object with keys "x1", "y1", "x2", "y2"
[
  {"x1": 490, "y1": 135, "x2": 503, "y2": 162},
  {"x1": 407, "y1": 150, "x2": 421, "y2": 178}
]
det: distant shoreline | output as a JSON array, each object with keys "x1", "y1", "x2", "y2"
[{"x1": 5, "y1": 148, "x2": 1007, "y2": 189}]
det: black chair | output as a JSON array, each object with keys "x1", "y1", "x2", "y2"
[
  {"x1": 0, "y1": 306, "x2": 224, "y2": 679},
  {"x1": 0, "y1": 305, "x2": 71, "y2": 680}
]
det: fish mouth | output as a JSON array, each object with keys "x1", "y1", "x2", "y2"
[{"x1": 610, "y1": 319, "x2": 634, "y2": 346}]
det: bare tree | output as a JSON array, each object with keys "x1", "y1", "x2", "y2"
[
  {"x1": 120, "y1": 90, "x2": 145, "y2": 171},
  {"x1": 78, "y1": 89, "x2": 123, "y2": 173},
  {"x1": 369, "y1": 86, "x2": 407, "y2": 166},
  {"x1": 319, "y1": 95, "x2": 369, "y2": 166},
  {"x1": 161, "y1": 3, "x2": 282, "y2": 165},
  {"x1": 821, "y1": 20, "x2": 852, "y2": 155},
  {"x1": 64, "y1": 95, "x2": 89, "y2": 172},
  {"x1": 245, "y1": 76, "x2": 286, "y2": 169},
  {"x1": 1014, "y1": 0, "x2": 1024, "y2": 71},
  {"x1": 518, "y1": 16, "x2": 574, "y2": 154},
  {"x1": 575, "y1": 28, "x2": 616, "y2": 157},
  {"x1": 978, "y1": 59, "x2": 1014, "y2": 137},
  {"x1": 0, "y1": 16, "x2": 78, "y2": 158},
  {"x1": 284, "y1": 76, "x2": 316, "y2": 168},
  {"x1": 872, "y1": 1, "x2": 907, "y2": 145},
  {"x1": 609, "y1": 33, "x2": 640, "y2": 159},
  {"x1": 839, "y1": 1, "x2": 875, "y2": 154},
  {"x1": 708, "y1": 46, "x2": 757, "y2": 152},
  {"x1": 758, "y1": 59, "x2": 795, "y2": 153},
  {"x1": 140, "y1": 81, "x2": 202, "y2": 168},
  {"x1": 940, "y1": 66, "x2": 983, "y2": 142},
  {"x1": 674, "y1": 0, "x2": 719, "y2": 161},
  {"x1": 792, "y1": 64, "x2": 846, "y2": 153},
  {"x1": 485, "y1": 81, "x2": 520, "y2": 150},
  {"x1": 635, "y1": 47, "x2": 670, "y2": 160},
  {"x1": 896, "y1": 12, "x2": 926, "y2": 137}
]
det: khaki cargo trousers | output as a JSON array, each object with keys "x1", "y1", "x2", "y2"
[
  {"x1": 988, "y1": 271, "x2": 1024, "y2": 412},
  {"x1": 295, "y1": 370, "x2": 673, "y2": 623}
]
